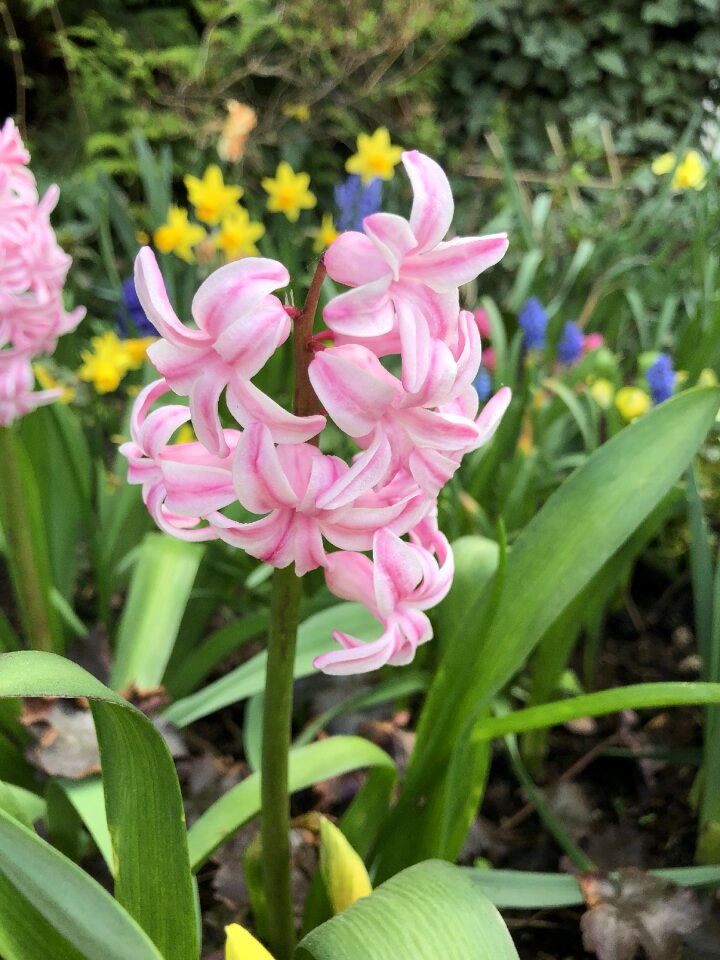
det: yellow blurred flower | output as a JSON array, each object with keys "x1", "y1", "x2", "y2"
[
  {"x1": 587, "y1": 376, "x2": 614, "y2": 410},
  {"x1": 33, "y1": 364, "x2": 74, "y2": 404},
  {"x1": 225, "y1": 923, "x2": 275, "y2": 960},
  {"x1": 174, "y1": 423, "x2": 195, "y2": 445},
  {"x1": 154, "y1": 206, "x2": 206, "y2": 263},
  {"x1": 319, "y1": 817, "x2": 372, "y2": 915},
  {"x1": 282, "y1": 103, "x2": 311, "y2": 122},
  {"x1": 518, "y1": 415, "x2": 534, "y2": 454},
  {"x1": 135, "y1": 229, "x2": 150, "y2": 245},
  {"x1": 311, "y1": 213, "x2": 339, "y2": 253},
  {"x1": 698, "y1": 368, "x2": 719, "y2": 387},
  {"x1": 77, "y1": 332, "x2": 133, "y2": 394},
  {"x1": 217, "y1": 206, "x2": 266, "y2": 260},
  {"x1": 346, "y1": 127, "x2": 402, "y2": 184},
  {"x1": 218, "y1": 100, "x2": 257, "y2": 163},
  {"x1": 651, "y1": 149, "x2": 706, "y2": 191},
  {"x1": 615, "y1": 385, "x2": 651, "y2": 421},
  {"x1": 184, "y1": 165, "x2": 244, "y2": 225},
  {"x1": 262, "y1": 162, "x2": 316, "y2": 222},
  {"x1": 123, "y1": 337, "x2": 157, "y2": 370}
]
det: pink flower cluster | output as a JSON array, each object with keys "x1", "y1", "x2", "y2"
[
  {"x1": 0, "y1": 119, "x2": 84, "y2": 425},
  {"x1": 121, "y1": 151, "x2": 510, "y2": 674}
]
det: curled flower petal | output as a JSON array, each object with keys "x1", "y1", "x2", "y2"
[{"x1": 402, "y1": 150, "x2": 454, "y2": 253}]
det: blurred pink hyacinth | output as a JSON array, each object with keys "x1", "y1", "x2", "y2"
[
  {"x1": 583, "y1": 332, "x2": 604, "y2": 354},
  {"x1": 0, "y1": 118, "x2": 84, "y2": 425},
  {"x1": 122, "y1": 149, "x2": 511, "y2": 675}
]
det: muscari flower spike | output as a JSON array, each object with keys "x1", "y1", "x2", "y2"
[
  {"x1": 646, "y1": 353, "x2": 675, "y2": 405},
  {"x1": 518, "y1": 297, "x2": 547, "y2": 350},
  {"x1": 557, "y1": 320, "x2": 584, "y2": 366},
  {"x1": 334, "y1": 174, "x2": 383, "y2": 232}
]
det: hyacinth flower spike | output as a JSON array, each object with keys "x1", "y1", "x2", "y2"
[{"x1": 135, "y1": 247, "x2": 325, "y2": 455}]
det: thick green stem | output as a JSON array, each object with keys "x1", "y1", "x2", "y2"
[
  {"x1": 261, "y1": 564, "x2": 303, "y2": 960},
  {"x1": 0, "y1": 426, "x2": 57, "y2": 652},
  {"x1": 261, "y1": 258, "x2": 326, "y2": 958}
]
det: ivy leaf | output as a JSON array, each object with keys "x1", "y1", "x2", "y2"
[{"x1": 579, "y1": 869, "x2": 703, "y2": 960}]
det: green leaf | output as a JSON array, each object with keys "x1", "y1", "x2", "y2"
[
  {"x1": 0, "y1": 806, "x2": 163, "y2": 960},
  {"x1": 0, "y1": 651, "x2": 198, "y2": 960},
  {"x1": 166, "y1": 603, "x2": 380, "y2": 728},
  {"x1": 296, "y1": 860, "x2": 519, "y2": 959},
  {"x1": 372, "y1": 387, "x2": 720, "y2": 878},
  {"x1": 468, "y1": 865, "x2": 720, "y2": 908},
  {"x1": 111, "y1": 533, "x2": 204, "y2": 691},
  {"x1": 188, "y1": 736, "x2": 395, "y2": 870},
  {"x1": 54, "y1": 777, "x2": 114, "y2": 871}
]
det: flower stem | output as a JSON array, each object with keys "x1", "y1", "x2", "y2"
[
  {"x1": 261, "y1": 564, "x2": 303, "y2": 960},
  {"x1": 261, "y1": 257, "x2": 326, "y2": 959},
  {"x1": 0, "y1": 425, "x2": 58, "y2": 652}
]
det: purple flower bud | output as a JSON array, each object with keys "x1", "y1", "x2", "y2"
[{"x1": 557, "y1": 321, "x2": 583, "y2": 365}]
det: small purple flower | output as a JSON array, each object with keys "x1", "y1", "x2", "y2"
[
  {"x1": 117, "y1": 276, "x2": 157, "y2": 337},
  {"x1": 518, "y1": 297, "x2": 547, "y2": 350},
  {"x1": 473, "y1": 367, "x2": 492, "y2": 401},
  {"x1": 334, "y1": 175, "x2": 382, "y2": 231},
  {"x1": 646, "y1": 353, "x2": 675, "y2": 405},
  {"x1": 557, "y1": 321, "x2": 584, "y2": 365}
]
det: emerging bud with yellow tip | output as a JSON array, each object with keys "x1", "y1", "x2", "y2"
[
  {"x1": 225, "y1": 923, "x2": 275, "y2": 960},
  {"x1": 319, "y1": 816, "x2": 372, "y2": 915},
  {"x1": 615, "y1": 385, "x2": 651, "y2": 421}
]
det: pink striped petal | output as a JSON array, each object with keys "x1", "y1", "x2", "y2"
[
  {"x1": 189, "y1": 371, "x2": 228, "y2": 457},
  {"x1": 129, "y1": 379, "x2": 170, "y2": 442},
  {"x1": 212, "y1": 297, "x2": 289, "y2": 374},
  {"x1": 373, "y1": 528, "x2": 424, "y2": 618},
  {"x1": 210, "y1": 509, "x2": 296, "y2": 567},
  {"x1": 316, "y1": 433, "x2": 391, "y2": 511},
  {"x1": 396, "y1": 298, "x2": 431, "y2": 395},
  {"x1": 402, "y1": 150, "x2": 453, "y2": 253},
  {"x1": 322, "y1": 274, "x2": 394, "y2": 338},
  {"x1": 191, "y1": 257, "x2": 290, "y2": 339},
  {"x1": 403, "y1": 234, "x2": 509, "y2": 292},
  {"x1": 408, "y1": 448, "x2": 459, "y2": 496},
  {"x1": 474, "y1": 386, "x2": 512, "y2": 447},
  {"x1": 324, "y1": 551, "x2": 377, "y2": 611},
  {"x1": 363, "y1": 213, "x2": 417, "y2": 281},
  {"x1": 162, "y1": 459, "x2": 236, "y2": 516},
  {"x1": 309, "y1": 346, "x2": 396, "y2": 437},
  {"x1": 293, "y1": 514, "x2": 327, "y2": 576},
  {"x1": 313, "y1": 629, "x2": 396, "y2": 676},
  {"x1": 324, "y1": 231, "x2": 388, "y2": 286},
  {"x1": 401, "y1": 406, "x2": 480, "y2": 450},
  {"x1": 227, "y1": 378, "x2": 325, "y2": 444},
  {"x1": 135, "y1": 247, "x2": 207, "y2": 346},
  {"x1": 232, "y1": 423, "x2": 298, "y2": 514}
]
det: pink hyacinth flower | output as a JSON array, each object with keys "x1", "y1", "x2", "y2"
[
  {"x1": 0, "y1": 353, "x2": 60, "y2": 426},
  {"x1": 135, "y1": 247, "x2": 325, "y2": 456},
  {"x1": 208, "y1": 423, "x2": 430, "y2": 576},
  {"x1": 313, "y1": 524, "x2": 454, "y2": 675},
  {"x1": 309, "y1": 340, "x2": 504, "y2": 495},
  {"x1": 582, "y1": 332, "x2": 604, "y2": 354},
  {"x1": 120, "y1": 379, "x2": 237, "y2": 541},
  {"x1": 323, "y1": 150, "x2": 508, "y2": 393}
]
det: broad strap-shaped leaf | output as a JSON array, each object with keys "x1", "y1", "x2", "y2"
[
  {"x1": 0, "y1": 651, "x2": 198, "y2": 960},
  {"x1": 188, "y1": 736, "x2": 396, "y2": 870},
  {"x1": 295, "y1": 860, "x2": 519, "y2": 959},
  {"x1": 0, "y1": 805, "x2": 163, "y2": 960},
  {"x1": 372, "y1": 387, "x2": 720, "y2": 878},
  {"x1": 110, "y1": 532, "x2": 204, "y2": 691}
]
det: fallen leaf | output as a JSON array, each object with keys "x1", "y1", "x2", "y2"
[
  {"x1": 580, "y1": 868, "x2": 703, "y2": 960},
  {"x1": 31, "y1": 702, "x2": 100, "y2": 779}
]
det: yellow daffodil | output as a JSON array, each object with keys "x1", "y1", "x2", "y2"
[
  {"x1": 153, "y1": 206, "x2": 206, "y2": 263},
  {"x1": 346, "y1": 127, "x2": 402, "y2": 184},
  {"x1": 77, "y1": 332, "x2": 133, "y2": 394},
  {"x1": 587, "y1": 376, "x2": 614, "y2": 410},
  {"x1": 33, "y1": 364, "x2": 74, "y2": 404},
  {"x1": 225, "y1": 923, "x2": 275, "y2": 960},
  {"x1": 651, "y1": 149, "x2": 706, "y2": 191},
  {"x1": 184, "y1": 165, "x2": 244, "y2": 225},
  {"x1": 218, "y1": 100, "x2": 257, "y2": 163},
  {"x1": 217, "y1": 206, "x2": 266, "y2": 259},
  {"x1": 262, "y1": 162, "x2": 316, "y2": 222},
  {"x1": 615, "y1": 385, "x2": 651, "y2": 421},
  {"x1": 311, "y1": 213, "x2": 339, "y2": 253},
  {"x1": 123, "y1": 337, "x2": 157, "y2": 370},
  {"x1": 282, "y1": 103, "x2": 311, "y2": 122}
]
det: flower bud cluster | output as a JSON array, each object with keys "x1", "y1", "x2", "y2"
[
  {"x1": 121, "y1": 151, "x2": 510, "y2": 674},
  {"x1": 0, "y1": 119, "x2": 84, "y2": 425}
]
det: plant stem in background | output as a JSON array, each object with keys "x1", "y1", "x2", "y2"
[
  {"x1": 261, "y1": 257, "x2": 326, "y2": 958},
  {"x1": 0, "y1": 426, "x2": 59, "y2": 652}
]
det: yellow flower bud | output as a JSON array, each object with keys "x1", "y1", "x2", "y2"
[
  {"x1": 319, "y1": 816, "x2": 372, "y2": 914},
  {"x1": 615, "y1": 386, "x2": 651, "y2": 421},
  {"x1": 225, "y1": 923, "x2": 275, "y2": 960}
]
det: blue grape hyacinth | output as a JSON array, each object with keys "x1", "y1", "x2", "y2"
[
  {"x1": 334, "y1": 175, "x2": 382, "y2": 231},
  {"x1": 518, "y1": 297, "x2": 548, "y2": 350},
  {"x1": 646, "y1": 353, "x2": 675, "y2": 405},
  {"x1": 557, "y1": 321, "x2": 584, "y2": 365}
]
